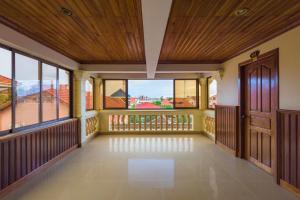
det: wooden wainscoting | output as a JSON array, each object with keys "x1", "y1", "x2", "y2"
[
  {"x1": 215, "y1": 105, "x2": 239, "y2": 156},
  {"x1": 278, "y1": 110, "x2": 300, "y2": 196},
  {"x1": 0, "y1": 119, "x2": 79, "y2": 194}
]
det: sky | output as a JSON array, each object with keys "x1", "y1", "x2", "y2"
[
  {"x1": 0, "y1": 47, "x2": 12, "y2": 78},
  {"x1": 1, "y1": 48, "x2": 69, "y2": 85},
  {"x1": 128, "y1": 80, "x2": 173, "y2": 98}
]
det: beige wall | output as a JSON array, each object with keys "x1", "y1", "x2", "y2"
[
  {"x1": 0, "y1": 23, "x2": 79, "y2": 70},
  {"x1": 218, "y1": 26, "x2": 300, "y2": 110}
]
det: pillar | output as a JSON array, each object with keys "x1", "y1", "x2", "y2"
[
  {"x1": 73, "y1": 70, "x2": 89, "y2": 145},
  {"x1": 199, "y1": 77, "x2": 208, "y2": 110},
  {"x1": 94, "y1": 78, "x2": 102, "y2": 111}
]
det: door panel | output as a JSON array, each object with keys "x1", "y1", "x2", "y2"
[{"x1": 244, "y1": 51, "x2": 277, "y2": 174}]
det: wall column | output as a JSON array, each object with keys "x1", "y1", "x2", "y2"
[
  {"x1": 94, "y1": 78, "x2": 102, "y2": 111},
  {"x1": 199, "y1": 78, "x2": 208, "y2": 110},
  {"x1": 73, "y1": 70, "x2": 88, "y2": 145}
]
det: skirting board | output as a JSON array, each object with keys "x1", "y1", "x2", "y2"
[
  {"x1": 216, "y1": 141, "x2": 237, "y2": 156},
  {"x1": 280, "y1": 180, "x2": 300, "y2": 198},
  {"x1": 201, "y1": 131, "x2": 215, "y2": 141},
  {"x1": 82, "y1": 131, "x2": 100, "y2": 146}
]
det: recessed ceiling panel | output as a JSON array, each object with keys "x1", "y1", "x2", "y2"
[
  {"x1": 159, "y1": 0, "x2": 300, "y2": 63},
  {"x1": 0, "y1": 0, "x2": 145, "y2": 64}
]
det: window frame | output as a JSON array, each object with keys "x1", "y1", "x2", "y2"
[
  {"x1": 207, "y1": 76, "x2": 217, "y2": 110},
  {"x1": 86, "y1": 76, "x2": 95, "y2": 111},
  {"x1": 0, "y1": 43, "x2": 73, "y2": 136},
  {"x1": 102, "y1": 79, "x2": 199, "y2": 110},
  {"x1": 103, "y1": 79, "x2": 128, "y2": 110},
  {"x1": 174, "y1": 79, "x2": 199, "y2": 109}
]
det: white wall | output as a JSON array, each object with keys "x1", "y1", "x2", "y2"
[
  {"x1": 218, "y1": 26, "x2": 300, "y2": 110},
  {"x1": 0, "y1": 23, "x2": 79, "y2": 70}
]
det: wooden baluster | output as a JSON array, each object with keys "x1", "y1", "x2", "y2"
[
  {"x1": 144, "y1": 115, "x2": 147, "y2": 131},
  {"x1": 182, "y1": 114, "x2": 185, "y2": 130},
  {"x1": 155, "y1": 115, "x2": 158, "y2": 131},
  {"x1": 150, "y1": 115, "x2": 152, "y2": 131},
  {"x1": 139, "y1": 115, "x2": 141, "y2": 131},
  {"x1": 117, "y1": 115, "x2": 120, "y2": 131},
  {"x1": 176, "y1": 115, "x2": 179, "y2": 131},
  {"x1": 165, "y1": 114, "x2": 168, "y2": 131},
  {"x1": 123, "y1": 115, "x2": 125, "y2": 131},
  {"x1": 162, "y1": 114, "x2": 165, "y2": 131},
  {"x1": 108, "y1": 115, "x2": 111, "y2": 131},
  {"x1": 128, "y1": 115, "x2": 130, "y2": 131},
  {"x1": 112, "y1": 114, "x2": 115, "y2": 131},
  {"x1": 187, "y1": 114, "x2": 191, "y2": 130},
  {"x1": 133, "y1": 115, "x2": 136, "y2": 131},
  {"x1": 171, "y1": 115, "x2": 174, "y2": 131},
  {"x1": 159, "y1": 114, "x2": 162, "y2": 131}
]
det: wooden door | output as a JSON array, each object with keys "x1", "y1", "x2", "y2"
[{"x1": 243, "y1": 50, "x2": 278, "y2": 174}]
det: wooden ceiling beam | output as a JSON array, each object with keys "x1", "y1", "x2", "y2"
[
  {"x1": 81, "y1": 63, "x2": 222, "y2": 75},
  {"x1": 142, "y1": 0, "x2": 173, "y2": 78}
]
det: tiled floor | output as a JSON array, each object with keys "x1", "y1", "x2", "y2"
[{"x1": 3, "y1": 134, "x2": 299, "y2": 200}]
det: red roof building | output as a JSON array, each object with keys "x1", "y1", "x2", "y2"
[
  {"x1": 135, "y1": 102, "x2": 161, "y2": 109},
  {"x1": 105, "y1": 97, "x2": 126, "y2": 108},
  {"x1": 161, "y1": 99, "x2": 172, "y2": 106},
  {"x1": 0, "y1": 75, "x2": 11, "y2": 86},
  {"x1": 44, "y1": 85, "x2": 70, "y2": 104}
]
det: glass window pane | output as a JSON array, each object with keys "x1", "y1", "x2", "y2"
[
  {"x1": 15, "y1": 53, "x2": 40, "y2": 128},
  {"x1": 42, "y1": 63, "x2": 57, "y2": 121},
  {"x1": 174, "y1": 80, "x2": 197, "y2": 108},
  {"x1": 208, "y1": 77, "x2": 217, "y2": 109},
  {"x1": 86, "y1": 77, "x2": 94, "y2": 110},
  {"x1": 59, "y1": 69, "x2": 70, "y2": 118},
  {"x1": 0, "y1": 47, "x2": 12, "y2": 131},
  {"x1": 128, "y1": 80, "x2": 173, "y2": 109},
  {"x1": 104, "y1": 80, "x2": 126, "y2": 109}
]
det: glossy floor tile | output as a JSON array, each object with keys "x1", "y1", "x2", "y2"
[{"x1": 3, "y1": 134, "x2": 299, "y2": 200}]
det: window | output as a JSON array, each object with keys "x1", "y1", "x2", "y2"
[
  {"x1": 208, "y1": 77, "x2": 217, "y2": 109},
  {"x1": 104, "y1": 80, "x2": 127, "y2": 109},
  {"x1": 86, "y1": 77, "x2": 94, "y2": 110},
  {"x1": 58, "y1": 69, "x2": 70, "y2": 118},
  {"x1": 15, "y1": 53, "x2": 40, "y2": 128},
  {"x1": 128, "y1": 80, "x2": 173, "y2": 109},
  {"x1": 174, "y1": 80, "x2": 198, "y2": 108},
  {"x1": 42, "y1": 63, "x2": 57, "y2": 121},
  {"x1": 103, "y1": 79, "x2": 199, "y2": 110},
  {"x1": 0, "y1": 47, "x2": 12, "y2": 131},
  {"x1": 0, "y1": 44, "x2": 72, "y2": 134}
]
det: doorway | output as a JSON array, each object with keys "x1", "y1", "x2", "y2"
[{"x1": 239, "y1": 49, "x2": 279, "y2": 175}]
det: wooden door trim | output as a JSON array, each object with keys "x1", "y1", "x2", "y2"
[{"x1": 238, "y1": 48, "x2": 279, "y2": 179}]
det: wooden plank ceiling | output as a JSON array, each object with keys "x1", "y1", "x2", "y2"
[
  {"x1": 159, "y1": 0, "x2": 300, "y2": 64},
  {"x1": 0, "y1": 0, "x2": 145, "y2": 64},
  {"x1": 0, "y1": 0, "x2": 300, "y2": 65}
]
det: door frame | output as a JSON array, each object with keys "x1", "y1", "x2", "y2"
[{"x1": 238, "y1": 48, "x2": 279, "y2": 179}]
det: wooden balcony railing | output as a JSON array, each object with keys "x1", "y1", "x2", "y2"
[
  {"x1": 108, "y1": 113, "x2": 194, "y2": 132},
  {"x1": 0, "y1": 119, "x2": 79, "y2": 193}
]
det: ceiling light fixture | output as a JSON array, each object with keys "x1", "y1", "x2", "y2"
[
  {"x1": 234, "y1": 8, "x2": 249, "y2": 16},
  {"x1": 61, "y1": 7, "x2": 72, "y2": 16}
]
